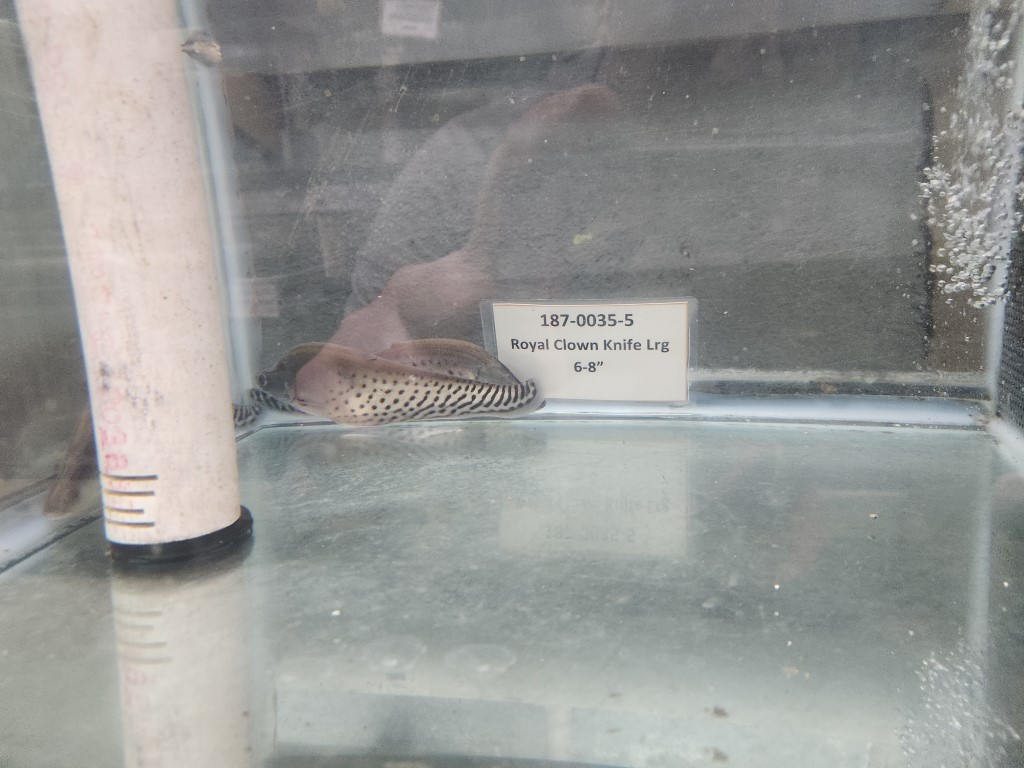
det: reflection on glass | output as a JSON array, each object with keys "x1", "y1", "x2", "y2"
[
  {"x1": 215, "y1": 8, "x2": 985, "y2": 398},
  {"x1": 111, "y1": 556, "x2": 250, "y2": 767},
  {"x1": 0, "y1": 12, "x2": 90, "y2": 508}
]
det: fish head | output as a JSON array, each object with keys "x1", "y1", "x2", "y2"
[
  {"x1": 257, "y1": 343, "x2": 329, "y2": 408},
  {"x1": 257, "y1": 343, "x2": 382, "y2": 419},
  {"x1": 256, "y1": 367, "x2": 293, "y2": 401}
]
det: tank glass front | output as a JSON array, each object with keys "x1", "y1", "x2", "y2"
[
  {"x1": 2, "y1": 1, "x2": 1024, "y2": 767},
  {"x1": 206, "y1": 1, "x2": 1007, "y2": 400}
]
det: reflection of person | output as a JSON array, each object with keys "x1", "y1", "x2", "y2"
[
  {"x1": 337, "y1": 83, "x2": 620, "y2": 351},
  {"x1": 315, "y1": 33, "x2": 934, "y2": 377},
  {"x1": 329, "y1": 48, "x2": 652, "y2": 353}
]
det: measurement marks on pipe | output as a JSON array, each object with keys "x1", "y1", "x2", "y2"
[
  {"x1": 102, "y1": 472, "x2": 159, "y2": 527},
  {"x1": 102, "y1": 472, "x2": 157, "y2": 482},
  {"x1": 115, "y1": 607, "x2": 172, "y2": 665}
]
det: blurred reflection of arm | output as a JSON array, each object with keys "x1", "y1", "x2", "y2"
[
  {"x1": 332, "y1": 84, "x2": 619, "y2": 352},
  {"x1": 344, "y1": 122, "x2": 488, "y2": 319}
]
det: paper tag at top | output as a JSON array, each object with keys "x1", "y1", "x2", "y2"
[
  {"x1": 380, "y1": 0, "x2": 441, "y2": 39},
  {"x1": 485, "y1": 299, "x2": 692, "y2": 403}
]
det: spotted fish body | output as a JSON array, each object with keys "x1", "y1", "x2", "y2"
[{"x1": 258, "y1": 339, "x2": 540, "y2": 426}]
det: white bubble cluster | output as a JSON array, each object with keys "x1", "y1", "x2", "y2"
[
  {"x1": 921, "y1": 0, "x2": 1024, "y2": 308},
  {"x1": 902, "y1": 641, "x2": 1020, "y2": 767}
]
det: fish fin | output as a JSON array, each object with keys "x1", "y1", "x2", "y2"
[
  {"x1": 309, "y1": 342, "x2": 376, "y2": 360},
  {"x1": 233, "y1": 389, "x2": 309, "y2": 427},
  {"x1": 233, "y1": 401, "x2": 262, "y2": 428},
  {"x1": 249, "y1": 388, "x2": 303, "y2": 414},
  {"x1": 375, "y1": 339, "x2": 524, "y2": 387}
]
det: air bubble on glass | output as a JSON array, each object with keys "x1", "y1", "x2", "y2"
[
  {"x1": 362, "y1": 635, "x2": 427, "y2": 673},
  {"x1": 902, "y1": 640, "x2": 1021, "y2": 767},
  {"x1": 920, "y1": 0, "x2": 1023, "y2": 308},
  {"x1": 444, "y1": 644, "x2": 517, "y2": 677}
]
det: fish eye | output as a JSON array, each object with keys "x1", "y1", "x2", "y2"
[{"x1": 257, "y1": 373, "x2": 269, "y2": 389}]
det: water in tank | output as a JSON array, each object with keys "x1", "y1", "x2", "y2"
[{"x1": 1, "y1": 0, "x2": 1024, "y2": 766}]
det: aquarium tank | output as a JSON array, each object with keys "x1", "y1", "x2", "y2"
[{"x1": 2, "y1": 0, "x2": 1024, "y2": 766}]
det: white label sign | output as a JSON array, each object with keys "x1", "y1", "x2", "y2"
[
  {"x1": 487, "y1": 300, "x2": 692, "y2": 402},
  {"x1": 380, "y1": 0, "x2": 441, "y2": 39}
]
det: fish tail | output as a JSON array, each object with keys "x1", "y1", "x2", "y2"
[
  {"x1": 521, "y1": 379, "x2": 540, "y2": 410},
  {"x1": 492, "y1": 378, "x2": 539, "y2": 414}
]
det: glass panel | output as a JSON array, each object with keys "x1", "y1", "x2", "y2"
[
  {"x1": 0, "y1": 5, "x2": 92, "y2": 513},
  {"x1": 206, "y1": 3, "x2": 998, "y2": 401},
  {"x1": 2, "y1": 422, "x2": 1023, "y2": 766},
  {"x1": 3, "y1": 2, "x2": 1024, "y2": 767}
]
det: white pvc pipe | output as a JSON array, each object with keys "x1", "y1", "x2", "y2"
[{"x1": 17, "y1": 0, "x2": 244, "y2": 547}]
